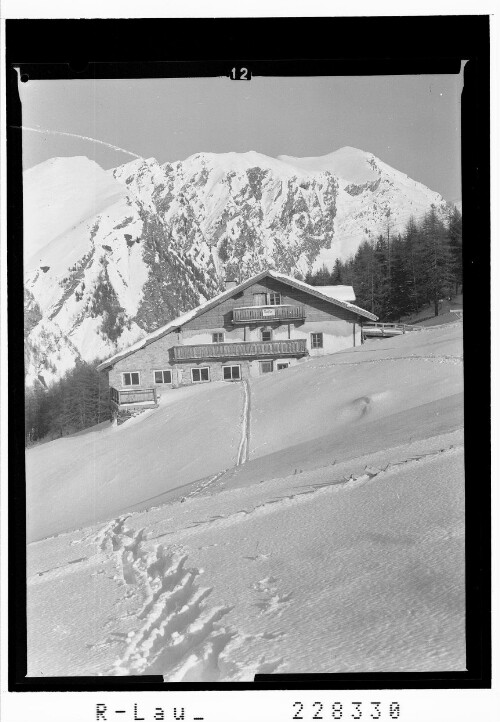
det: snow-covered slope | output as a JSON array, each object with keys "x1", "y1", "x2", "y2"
[
  {"x1": 24, "y1": 148, "x2": 451, "y2": 384},
  {"x1": 26, "y1": 322, "x2": 464, "y2": 543},
  {"x1": 26, "y1": 324, "x2": 465, "y2": 677},
  {"x1": 24, "y1": 156, "x2": 126, "y2": 269}
]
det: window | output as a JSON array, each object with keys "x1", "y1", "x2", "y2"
[
  {"x1": 154, "y1": 370, "x2": 172, "y2": 384},
  {"x1": 212, "y1": 332, "x2": 224, "y2": 343},
  {"x1": 223, "y1": 365, "x2": 241, "y2": 381},
  {"x1": 311, "y1": 333, "x2": 323, "y2": 349},
  {"x1": 191, "y1": 367, "x2": 210, "y2": 383},
  {"x1": 253, "y1": 293, "x2": 267, "y2": 306},
  {"x1": 277, "y1": 362, "x2": 290, "y2": 371},
  {"x1": 123, "y1": 372, "x2": 140, "y2": 386},
  {"x1": 261, "y1": 329, "x2": 272, "y2": 342},
  {"x1": 259, "y1": 360, "x2": 273, "y2": 374},
  {"x1": 268, "y1": 292, "x2": 281, "y2": 305}
]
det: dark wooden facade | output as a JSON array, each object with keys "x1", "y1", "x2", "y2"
[{"x1": 180, "y1": 278, "x2": 359, "y2": 332}]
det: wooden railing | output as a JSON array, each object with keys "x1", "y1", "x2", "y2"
[
  {"x1": 362, "y1": 322, "x2": 424, "y2": 338},
  {"x1": 110, "y1": 387, "x2": 157, "y2": 405},
  {"x1": 172, "y1": 339, "x2": 308, "y2": 361},
  {"x1": 233, "y1": 305, "x2": 305, "y2": 323}
]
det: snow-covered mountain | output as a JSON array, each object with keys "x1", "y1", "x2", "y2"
[{"x1": 24, "y1": 147, "x2": 451, "y2": 385}]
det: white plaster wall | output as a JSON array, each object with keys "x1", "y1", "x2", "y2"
[
  {"x1": 249, "y1": 356, "x2": 301, "y2": 377},
  {"x1": 270, "y1": 325, "x2": 291, "y2": 340},
  {"x1": 181, "y1": 322, "x2": 358, "y2": 350},
  {"x1": 245, "y1": 323, "x2": 291, "y2": 342},
  {"x1": 290, "y1": 320, "x2": 357, "y2": 356},
  {"x1": 182, "y1": 327, "x2": 245, "y2": 344},
  {"x1": 249, "y1": 360, "x2": 261, "y2": 378}
]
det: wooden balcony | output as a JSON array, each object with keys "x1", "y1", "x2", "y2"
[
  {"x1": 110, "y1": 387, "x2": 158, "y2": 407},
  {"x1": 172, "y1": 339, "x2": 307, "y2": 361},
  {"x1": 232, "y1": 305, "x2": 305, "y2": 324}
]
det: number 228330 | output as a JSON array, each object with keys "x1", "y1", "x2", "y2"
[{"x1": 292, "y1": 701, "x2": 401, "y2": 720}]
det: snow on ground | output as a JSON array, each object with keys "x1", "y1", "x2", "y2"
[
  {"x1": 26, "y1": 382, "x2": 243, "y2": 542},
  {"x1": 26, "y1": 323, "x2": 465, "y2": 677}
]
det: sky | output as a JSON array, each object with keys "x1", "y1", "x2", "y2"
[{"x1": 19, "y1": 73, "x2": 462, "y2": 202}]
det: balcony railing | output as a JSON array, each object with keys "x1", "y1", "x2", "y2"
[
  {"x1": 172, "y1": 339, "x2": 307, "y2": 361},
  {"x1": 110, "y1": 387, "x2": 158, "y2": 406},
  {"x1": 361, "y1": 322, "x2": 425, "y2": 339},
  {"x1": 232, "y1": 305, "x2": 305, "y2": 323}
]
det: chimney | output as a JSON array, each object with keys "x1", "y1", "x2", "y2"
[{"x1": 225, "y1": 280, "x2": 237, "y2": 291}]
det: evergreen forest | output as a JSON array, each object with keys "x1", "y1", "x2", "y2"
[
  {"x1": 304, "y1": 207, "x2": 462, "y2": 321},
  {"x1": 25, "y1": 361, "x2": 111, "y2": 445}
]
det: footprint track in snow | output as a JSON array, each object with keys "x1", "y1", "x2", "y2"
[
  {"x1": 252, "y1": 576, "x2": 293, "y2": 617},
  {"x1": 98, "y1": 516, "x2": 235, "y2": 679},
  {"x1": 97, "y1": 515, "x2": 289, "y2": 680},
  {"x1": 255, "y1": 591, "x2": 293, "y2": 616},
  {"x1": 252, "y1": 576, "x2": 279, "y2": 593}
]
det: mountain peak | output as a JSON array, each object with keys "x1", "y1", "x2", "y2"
[
  {"x1": 277, "y1": 146, "x2": 378, "y2": 183},
  {"x1": 24, "y1": 155, "x2": 126, "y2": 266}
]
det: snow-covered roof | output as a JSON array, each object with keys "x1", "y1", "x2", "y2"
[
  {"x1": 97, "y1": 285, "x2": 237, "y2": 370},
  {"x1": 268, "y1": 272, "x2": 376, "y2": 319},
  {"x1": 97, "y1": 270, "x2": 377, "y2": 370},
  {"x1": 314, "y1": 285, "x2": 356, "y2": 302}
]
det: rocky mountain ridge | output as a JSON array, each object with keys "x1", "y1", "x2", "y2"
[{"x1": 24, "y1": 147, "x2": 452, "y2": 386}]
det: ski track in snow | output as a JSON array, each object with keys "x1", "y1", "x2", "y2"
[
  {"x1": 187, "y1": 379, "x2": 251, "y2": 501},
  {"x1": 167, "y1": 444, "x2": 462, "y2": 541},
  {"x1": 185, "y1": 469, "x2": 228, "y2": 500},
  {"x1": 316, "y1": 353, "x2": 463, "y2": 369},
  {"x1": 236, "y1": 379, "x2": 251, "y2": 466}
]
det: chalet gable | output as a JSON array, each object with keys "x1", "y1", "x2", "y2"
[{"x1": 97, "y1": 270, "x2": 377, "y2": 371}]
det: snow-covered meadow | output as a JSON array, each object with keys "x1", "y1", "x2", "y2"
[{"x1": 26, "y1": 323, "x2": 464, "y2": 679}]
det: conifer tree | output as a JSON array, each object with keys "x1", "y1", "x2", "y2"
[
  {"x1": 373, "y1": 235, "x2": 391, "y2": 317},
  {"x1": 447, "y1": 206, "x2": 463, "y2": 294},
  {"x1": 315, "y1": 264, "x2": 332, "y2": 285},
  {"x1": 389, "y1": 234, "x2": 414, "y2": 320},
  {"x1": 419, "y1": 207, "x2": 454, "y2": 316},
  {"x1": 401, "y1": 216, "x2": 423, "y2": 314},
  {"x1": 330, "y1": 258, "x2": 344, "y2": 285}
]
